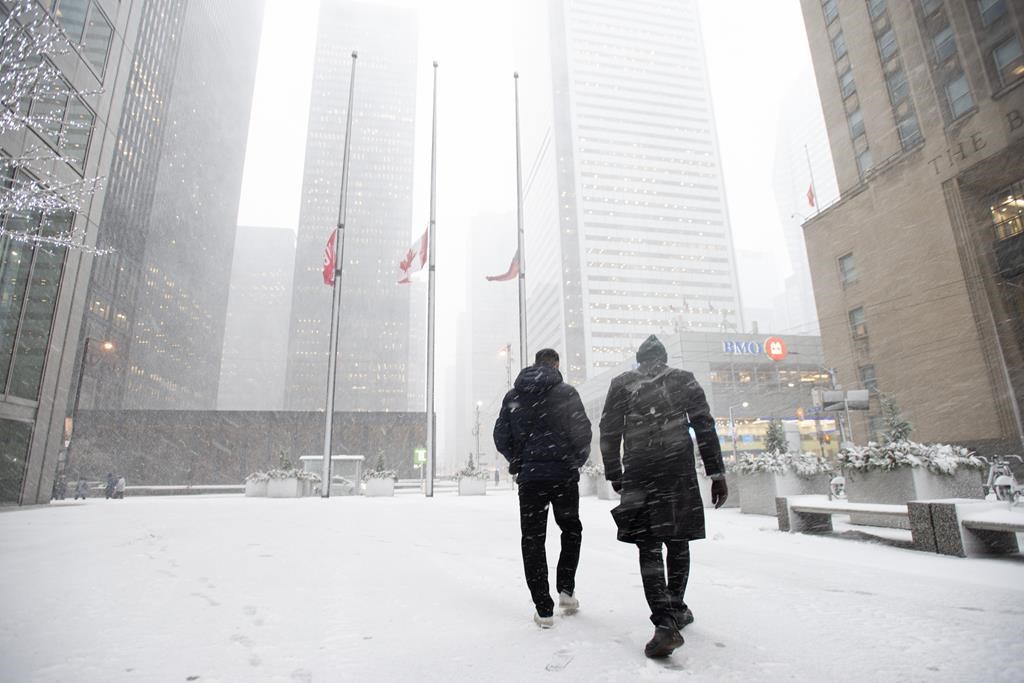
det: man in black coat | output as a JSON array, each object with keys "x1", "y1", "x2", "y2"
[
  {"x1": 494, "y1": 348, "x2": 592, "y2": 628},
  {"x1": 599, "y1": 335, "x2": 728, "y2": 658}
]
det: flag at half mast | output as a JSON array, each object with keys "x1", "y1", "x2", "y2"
[
  {"x1": 485, "y1": 248, "x2": 519, "y2": 282},
  {"x1": 398, "y1": 228, "x2": 428, "y2": 284}
]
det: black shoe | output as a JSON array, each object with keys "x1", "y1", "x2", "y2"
[
  {"x1": 644, "y1": 626, "x2": 684, "y2": 658},
  {"x1": 679, "y1": 607, "x2": 694, "y2": 629}
]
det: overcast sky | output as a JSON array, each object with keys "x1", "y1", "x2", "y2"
[{"x1": 235, "y1": 0, "x2": 824, "y2": 389}]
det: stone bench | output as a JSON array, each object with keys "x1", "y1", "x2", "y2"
[
  {"x1": 775, "y1": 495, "x2": 932, "y2": 551},
  {"x1": 925, "y1": 500, "x2": 1023, "y2": 557}
]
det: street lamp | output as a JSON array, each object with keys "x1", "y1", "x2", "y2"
[
  {"x1": 64, "y1": 337, "x2": 115, "y2": 476},
  {"x1": 728, "y1": 401, "x2": 750, "y2": 462}
]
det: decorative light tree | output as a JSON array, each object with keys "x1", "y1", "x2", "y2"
[{"x1": 0, "y1": 1, "x2": 110, "y2": 254}]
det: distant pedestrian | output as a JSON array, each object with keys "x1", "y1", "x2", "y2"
[
  {"x1": 105, "y1": 473, "x2": 116, "y2": 499},
  {"x1": 494, "y1": 467, "x2": 500, "y2": 487},
  {"x1": 73, "y1": 478, "x2": 89, "y2": 500},
  {"x1": 494, "y1": 348, "x2": 592, "y2": 628},
  {"x1": 114, "y1": 476, "x2": 126, "y2": 499},
  {"x1": 599, "y1": 335, "x2": 728, "y2": 659},
  {"x1": 52, "y1": 474, "x2": 67, "y2": 500}
]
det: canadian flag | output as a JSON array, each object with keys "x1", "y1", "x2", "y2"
[
  {"x1": 398, "y1": 229, "x2": 429, "y2": 284},
  {"x1": 807, "y1": 183, "x2": 816, "y2": 208},
  {"x1": 322, "y1": 230, "x2": 336, "y2": 286},
  {"x1": 485, "y1": 248, "x2": 519, "y2": 281}
]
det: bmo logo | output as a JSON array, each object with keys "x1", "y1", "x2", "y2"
[
  {"x1": 722, "y1": 337, "x2": 789, "y2": 362},
  {"x1": 764, "y1": 336, "x2": 787, "y2": 361}
]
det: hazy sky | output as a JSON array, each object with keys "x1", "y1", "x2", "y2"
[{"x1": 235, "y1": 0, "x2": 824, "y2": 387}]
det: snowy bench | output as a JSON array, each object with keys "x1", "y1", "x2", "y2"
[
  {"x1": 925, "y1": 500, "x2": 1023, "y2": 557},
  {"x1": 775, "y1": 495, "x2": 934, "y2": 552}
]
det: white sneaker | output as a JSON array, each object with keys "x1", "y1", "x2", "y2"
[
  {"x1": 534, "y1": 611, "x2": 555, "y2": 629},
  {"x1": 559, "y1": 591, "x2": 579, "y2": 614}
]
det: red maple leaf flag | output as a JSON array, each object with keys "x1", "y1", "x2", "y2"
[
  {"x1": 807, "y1": 183, "x2": 816, "y2": 208},
  {"x1": 323, "y1": 230, "x2": 336, "y2": 286},
  {"x1": 485, "y1": 248, "x2": 520, "y2": 282},
  {"x1": 398, "y1": 228, "x2": 429, "y2": 284}
]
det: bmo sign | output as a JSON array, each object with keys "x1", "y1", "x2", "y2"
[{"x1": 722, "y1": 337, "x2": 789, "y2": 362}]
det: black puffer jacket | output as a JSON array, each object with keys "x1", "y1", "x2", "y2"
[{"x1": 493, "y1": 364, "x2": 592, "y2": 483}]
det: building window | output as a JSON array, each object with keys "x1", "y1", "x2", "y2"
[
  {"x1": 838, "y1": 253, "x2": 858, "y2": 284},
  {"x1": 944, "y1": 72, "x2": 974, "y2": 119},
  {"x1": 877, "y1": 29, "x2": 898, "y2": 62},
  {"x1": 840, "y1": 69, "x2": 856, "y2": 98},
  {"x1": 886, "y1": 68, "x2": 909, "y2": 103},
  {"x1": 54, "y1": 0, "x2": 89, "y2": 43},
  {"x1": 993, "y1": 36, "x2": 1024, "y2": 87},
  {"x1": 823, "y1": 0, "x2": 839, "y2": 24},
  {"x1": 977, "y1": 0, "x2": 1007, "y2": 27},
  {"x1": 919, "y1": 0, "x2": 942, "y2": 16},
  {"x1": 856, "y1": 148, "x2": 873, "y2": 177},
  {"x1": 932, "y1": 26, "x2": 956, "y2": 63},
  {"x1": 849, "y1": 306, "x2": 867, "y2": 338},
  {"x1": 990, "y1": 179, "x2": 1024, "y2": 241},
  {"x1": 868, "y1": 0, "x2": 887, "y2": 18},
  {"x1": 848, "y1": 108, "x2": 865, "y2": 138},
  {"x1": 897, "y1": 114, "x2": 923, "y2": 149},
  {"x1": 859, "y1": 364, "x2": 878, "y2": 392},
  {"x1": 61, "y1": 96, "x2": 94, "y2": 173},
  {"x1": 81, "y1": 4, "x2": 113, "y2": 77},
  {"x1": 832, "y1": 32, "x2": 847, "y2": 60}
]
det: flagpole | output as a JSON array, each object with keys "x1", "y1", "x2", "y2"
[
  {"x1": 804, "y1": 144, "x2": 819, "y2": 216},
  {"x1": 425, "y1": 61, "x2": 438, "y2": 498},
  {"x1": 321, "y1": 50, "x2": 358, "y2": 497},
  {"x1": 514, "y1": 72, "x2": 527, "y2": 371}
]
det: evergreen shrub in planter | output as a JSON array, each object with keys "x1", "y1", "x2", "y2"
[
  {"x1": 363, "y1": 455, "x2": 397, "y2": 497},
  {"x1": 578, "y1": 462, "x2": 602, "y2": 497},
  {"x1": 244, "y1": 471, "x2": 269, "y2": 497},
  {"x1": 732, "y1": 452, "x2": 833, "y2": 515},
  {"x1": 453, "y1": 455, "x2": 488, "y2": 496}
]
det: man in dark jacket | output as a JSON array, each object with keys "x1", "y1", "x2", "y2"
[
  {"x1": 599, "y1": 335, "x2": 728, "y2": 658},
  {"x1": 494, "y1": 348, "x2": 592, "y2": 628}
]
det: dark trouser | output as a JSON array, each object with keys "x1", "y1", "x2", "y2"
[
  {"x1": 637, "y1": 539, "x2": 690, "y2": 629},
  {"x1": 517, "y1": 480, "x2": 582, "y2": 617}
]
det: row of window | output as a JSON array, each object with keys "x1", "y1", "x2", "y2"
[{"x1": 871, "y1": 3, "x2": 923, "y2": 151}]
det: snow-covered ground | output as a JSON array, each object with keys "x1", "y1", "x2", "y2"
[{"x1": 1, "y1": 491, "x2": 1021, "y2": 682}]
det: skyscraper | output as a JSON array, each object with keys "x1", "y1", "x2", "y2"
[
  {"x1": 218, "y1": 227, "x2": 296, "y2": 411},
  {"x1": 79, "y1": 0, "x2": 265, "y2": 409},
  {"x1": 517, "y1": 0, "x2": 743, "y2": 382},
  {"x1": 284, "y1": 1, "x2": 418, "y2": 412}
]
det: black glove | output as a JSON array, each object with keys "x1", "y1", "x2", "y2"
[
  {"x1": 509, "y1": 461, "x2": 521, "y2": 476},
  {"x1": 711, "y1": 478, "x2": 728, "y2": 509},
  {"x1": 611, "y1": 479, "x2": 622, "y2": 493}
]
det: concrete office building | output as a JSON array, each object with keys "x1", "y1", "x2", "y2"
[
  {"x1": 218, "y1": 227, "x2": 296, "y2": 411},
  {"x1": 1, "y1": 0, "x2": 137, "y2": 504},
  {"x1": 516, "y1": 0, "x2": 744, "y2": 383},
  {"x1": 284, "y1": 1, "x2": 418, "y2": 412},
  {"x1": 799, "y1": 0, "x2": 1024, "y2": 452}
]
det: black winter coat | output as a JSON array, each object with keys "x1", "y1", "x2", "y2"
[
  {"x1": 493, "y1": 364, "x2": 592, "y2": 483},
  {"x1": 599, "y1": 358, "x2": 724, "y2": 543}
]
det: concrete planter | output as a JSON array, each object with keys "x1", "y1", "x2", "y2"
[
  {"x1": 698, "y1": 474, "x2": 741, "y2": 509},
  {"x1": 578, "y1": 475, "x2": 597, "y2": 497},
  {"x1": 737, "y1": 472, "x2": 831, "y2": 516},
  {"x1": 364, "y1": 478, "x2": 395, "y2": 497},
  {"x1": 458, "y1": 478, "x2": 487, "y2": 496},
  {"x1": 845, "y1": 467, "x2": 984, "y2": 527},
  {"x1": 596, "y1": 479, "x2": 619, "y2": 500},
  {"x1": 266, "y1": 477, "x2": 302, "y2": 498},
  {"x1": 244, "y1": 480, "x2": 268, "y2": 497}
]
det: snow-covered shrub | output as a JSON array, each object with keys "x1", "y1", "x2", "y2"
[
  {"x1": 244, "y1": 471, "x2": 270, "y2": 483},
  {"x1": 364, "y1": 455, "x2": 397, "y2": 481},
  {"x1": 452, "y1": 454, "x2": 490, "y2": 481},
  {"x1": 732, "y1": 452, "x2": 832, "y2": 478},
  {"x1": 580, "y1": 461, "x2": 603, "y2": 478},
  {"x1": 838, "y1": 441, "x2": 983, "y2": 475}
]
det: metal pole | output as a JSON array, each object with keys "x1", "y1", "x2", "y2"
[
  {"x1": 729, "y1": 405, "x2": 738, "y2": 461},
  {"x1": 474, "y1": 403, "x2": 481, "y2": 464},
  {"x1": 425, "y1": 61, "x2": 439, "y2": 497},
  {"x1": 828, "y1": 366, "x2": 848, "y2": 445},
  {"x1": 321, "y1": 50, "x2": 358, "y2": 497},
  {"x1": 505, "y1": 343, "x2": 512, "y2": 389},
  {"x1": 514, "y1": 72, "x2": 527, "y2": 370}
]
